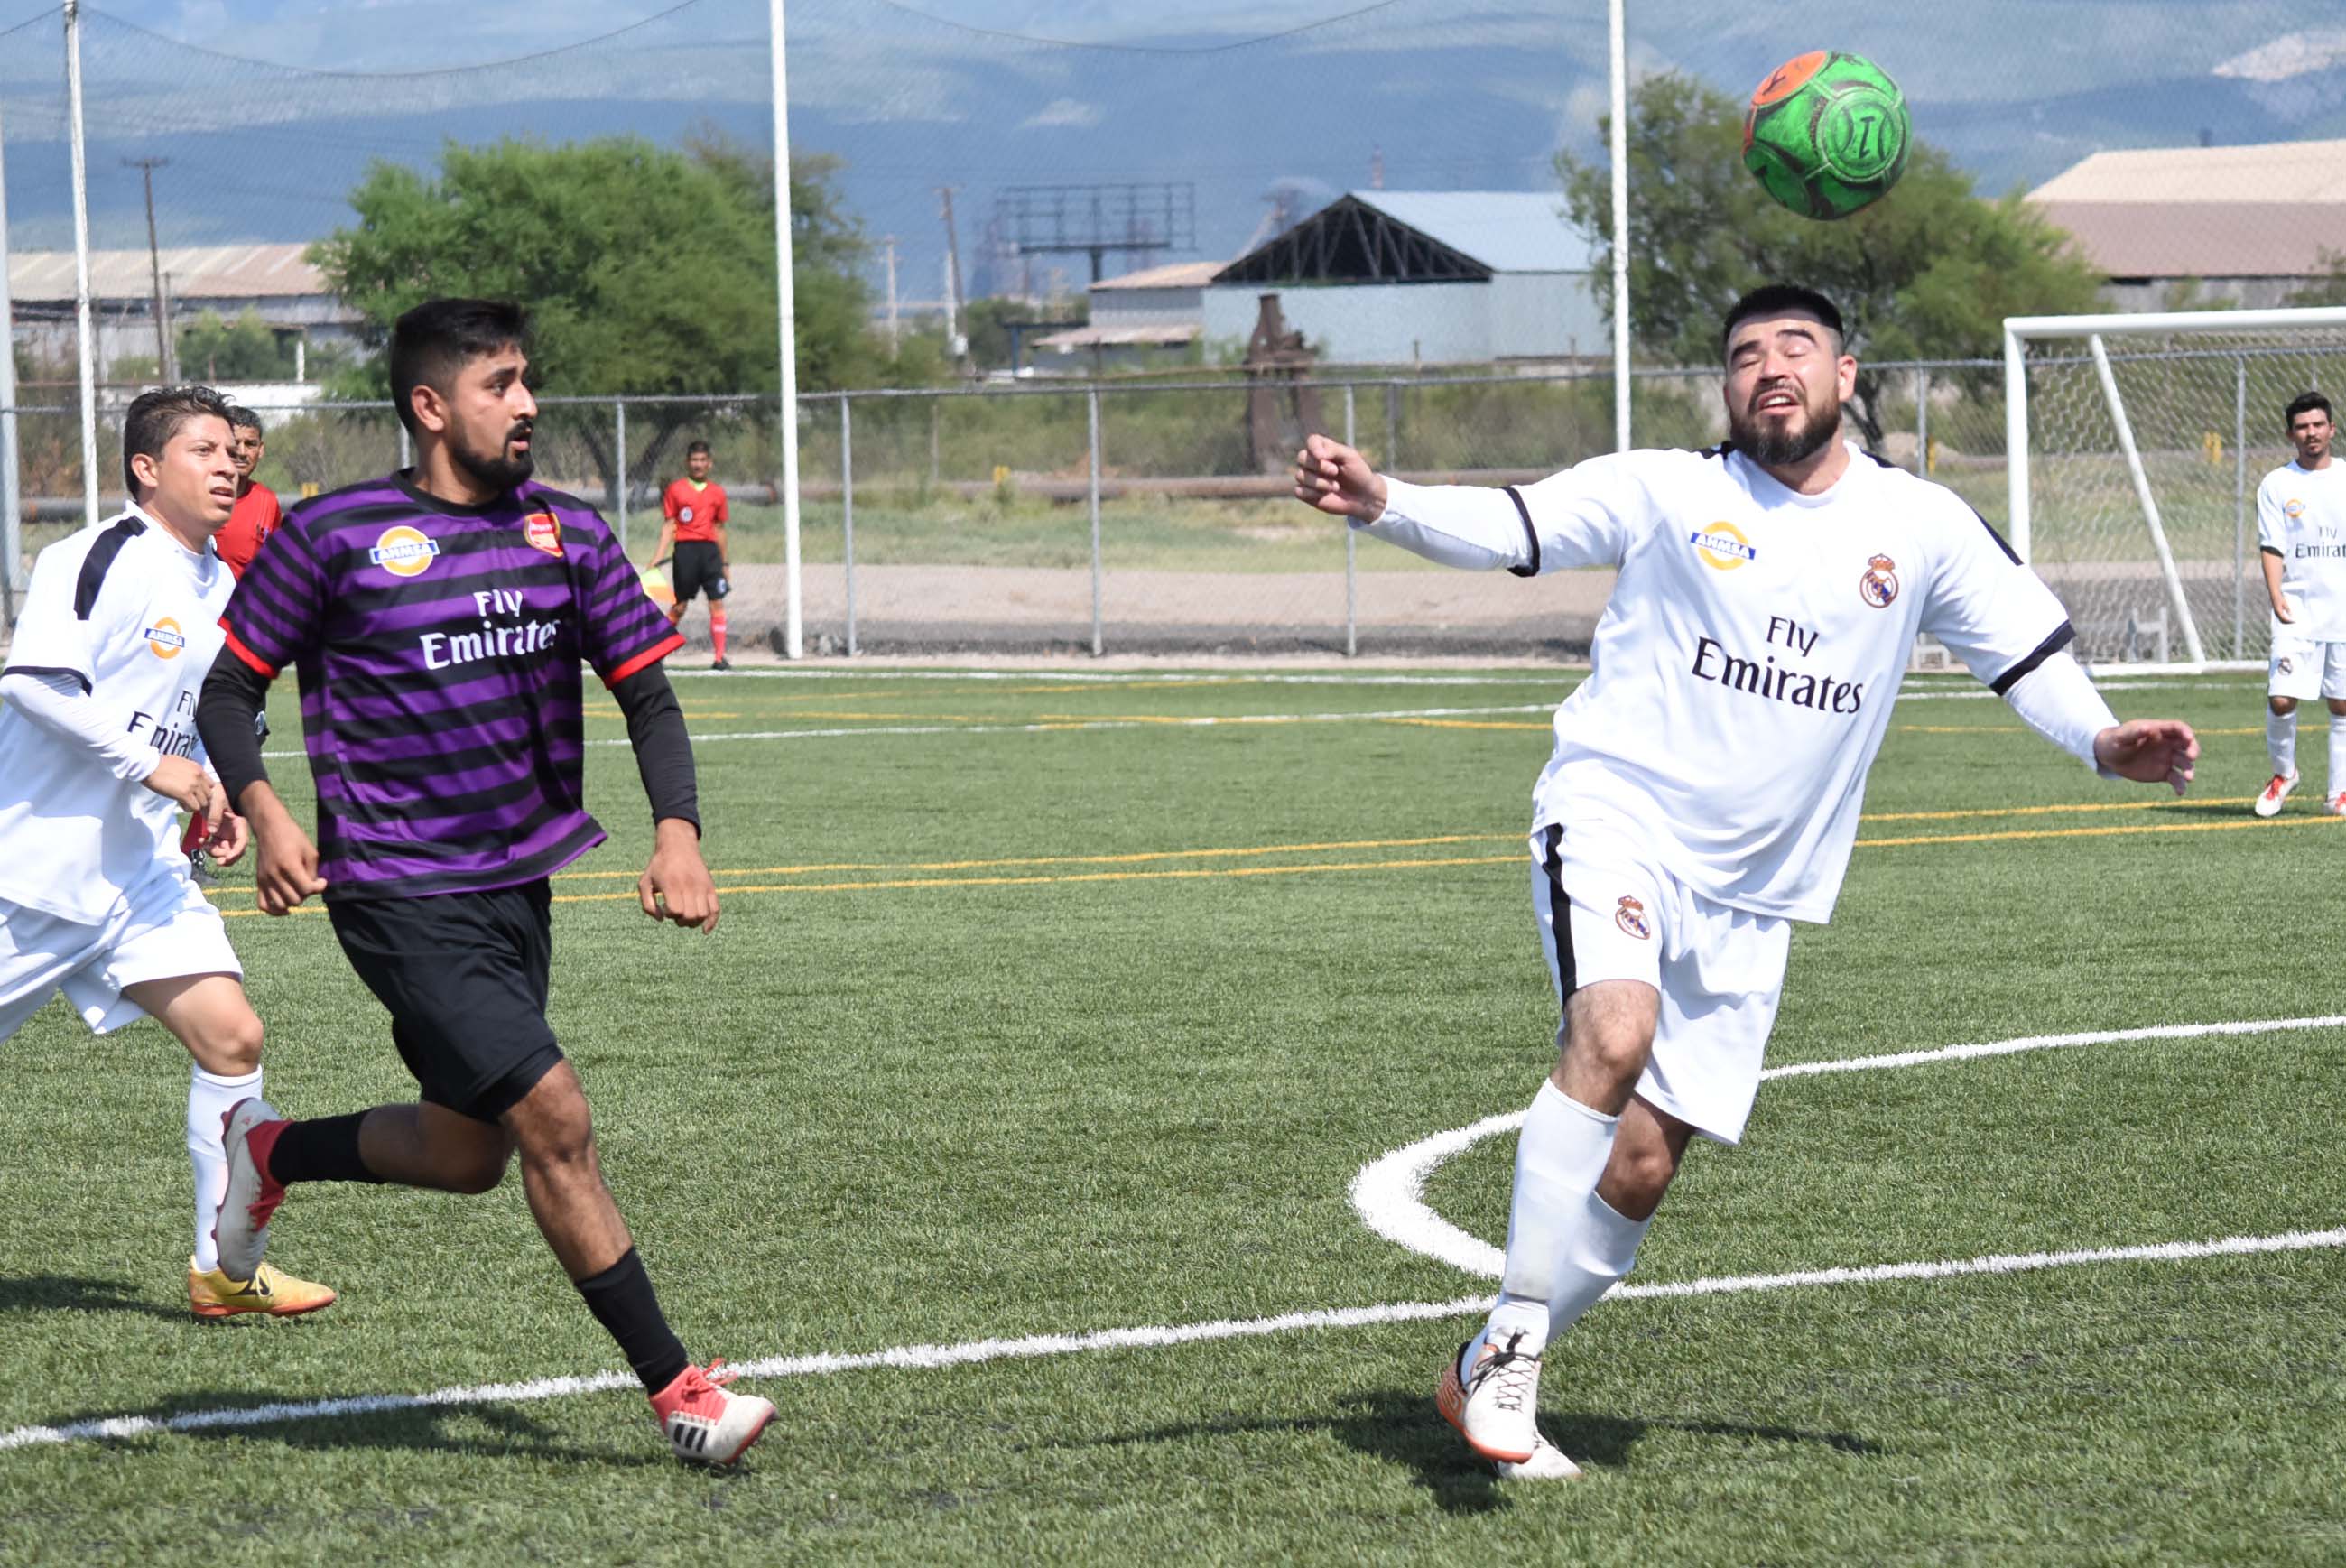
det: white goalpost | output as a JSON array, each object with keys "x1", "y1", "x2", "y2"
[{"x1": 2003, "y1": 305, "x2": 2346, "y2": 674}]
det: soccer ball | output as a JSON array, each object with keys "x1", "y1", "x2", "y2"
[{"x1": 1742, "y1": 51, "x2": 1910, "y2": 220}]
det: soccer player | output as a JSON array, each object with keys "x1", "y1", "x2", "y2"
[
  {"x1": 1294, "y1": 284, "x2": 2199, "y2": 1481},
  {"x1": 0, "y1": 385, "x2": 335, "y2": 1320},
  {"x1": 644, "y1": 440, "x2": 733, "y2": 671},
  {"x1": 212, "y1": 406, "x2": 281, "y2": 580},
  {"x1": 2251, "y1": 392, "x2": 2346, "y2": 817},
  {"x1": 195, "y1": 299, "x2": 774, "y2": 1466}
]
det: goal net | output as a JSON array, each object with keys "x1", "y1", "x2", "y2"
[{"x1": 2005, "y1": 307, "x2": 2346, "y2": 670}]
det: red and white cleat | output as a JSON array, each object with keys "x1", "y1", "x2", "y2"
[
  {"x1": 652, "y1": 1361, "x2": 775, "y2": 1465},
  {"x1": 2255, "y1": 772, "x2": 2300, "y2": 818},
  {"x1": 213, "y1": 1099, "x2": 289, "y2": 1284},
  {"x1": 1437, "y1": 1331, "x2": 1543, "y2": 1465},
  {"x1": 2327, "y1": 791, "x2": 2346, "y2": 817}
]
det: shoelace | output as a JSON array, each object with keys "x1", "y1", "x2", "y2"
[
  {"x1": 703, "y1": 1359, "x2": 738, "y2": 1389},
  {"x1": 1473, "y1": 1332, "x2": 1541, "y2": 1415}
]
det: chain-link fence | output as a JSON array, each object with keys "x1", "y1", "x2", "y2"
[{"x1": 3, "y1": 348, "x2": 2316, "y2": 657}]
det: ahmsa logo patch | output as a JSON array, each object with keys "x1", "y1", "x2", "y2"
[
  {"x1": 143, "y1": 616, "x2": 186, "y2": 659},
  {"x1": 524, "y1": 511, "x2": 563, "y2": 558},
  {"x1": 370, "y1": 525, "x2": 440, "y2": 579},
  {"x1": 1689, "y1": 523, "x2": 1757, "y2": 571}
]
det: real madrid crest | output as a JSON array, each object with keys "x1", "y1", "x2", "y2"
[
  {"x1": 1614, "y1": 895, "x2": 1652, "y2": 941},
  {"x1": 1859, "y1": 552, "x2": 1899, "y2": 608}
]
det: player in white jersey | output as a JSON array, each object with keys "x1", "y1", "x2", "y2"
[
  {"x1": 1294, "y1": 285, "x2": 2199, "y2": 1481},
  {"x1": 0, "y1": 385, "x2": 333, "y2": 1319},
  {"x1": 2250, "y1": 391, "x2": 2346, "y2": 816}
]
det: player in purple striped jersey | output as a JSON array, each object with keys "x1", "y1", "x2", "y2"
[{"x1": 195, "y1": 299, "x2": 773, "y2": 1466}]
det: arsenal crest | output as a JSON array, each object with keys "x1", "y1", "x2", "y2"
[
  {"x1": 524, "y1": 511, "x2": 563, "y2": 558},
  {"x1": 1859, "y1": 552, "x2": 1899, "y2": 608},
  {"x1": 1614, "y1": 895, "x2": 1652, "y2": 941}
]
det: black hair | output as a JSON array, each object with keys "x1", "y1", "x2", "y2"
[
  {"x1": 2284, "y1": 390, "x2": 2333, "y2": 431},
  {"x1": 226, "y1": 404, "x2": 262, "y2": 435},
  {"x1": 1722, "y1": 284, "x2": 1847, "y2": 357},
  {"x1": 388, "y1": 298, "x2": 530, "y2": 437},
  {"x1": 122, "y1": 385, "x2": 236, "y2": 496},
  {"x1": 685, "y1": 440, "x2": 711, "y2": 458}
]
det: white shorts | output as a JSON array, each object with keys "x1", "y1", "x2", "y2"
[
  {"x1": 2267, "y1": 635, "x2": 2346, "y2": 701},
  {"x1": 0, "y1": 872, "x2": 240, "y2": 1043},
  {"x1": 1531, "y1": 817, "x2": 1792, "y2": 1145}
]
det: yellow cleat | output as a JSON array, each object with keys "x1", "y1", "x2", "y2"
[{"x1": 187, "y1": 1257, "x2": 337, "y2": 1319}]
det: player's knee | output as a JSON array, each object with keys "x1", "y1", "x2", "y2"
[
  {"x1": 2271, "y1": 695, "x2": 2297, "y2": 716},
  {"x1": 2328, "y1": 699, "x2": 2346, "y2": 718},
  {"x1": 1606, "y1": 1143, "x2": 1680, "y2": 1220},
  {"x1": 446, "y1": 1146, "x2": 512, "y2": 1195},
  {"x1": 212, "y1": 1011, "x2": 264, "y2": 1074}
]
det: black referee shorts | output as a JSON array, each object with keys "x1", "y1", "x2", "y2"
[
  {"x1": 328, "y1": 880, "x2": 565, "y2": 1124},
  {"x1": 672, "y1": 540, "x2": 728, "y2": 604}
]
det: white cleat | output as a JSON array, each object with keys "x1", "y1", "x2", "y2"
[
  {"x1": 2255, "y1": 772, "x2": 2299, "y2": 817},
  {"x1": 1437, "y1": 1331, "x2": 1543, "y2": 1465},
  {"x1": 1495, "y1": 1431, "x2": 1584, "y2": 1481},
  {"x1": 213, "y1": 1098, "x2": 286, "y2": 1285}
]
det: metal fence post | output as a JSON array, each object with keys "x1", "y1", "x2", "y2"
[
  {"x1": 1384, "y1": 381, "x2": 1400, "y2": 470},
  {"x1": 1089, "y1": 385, "x2": 1104, "y2": 657},
  {"x1": 2234, "y1": 354, "x2": 2248, "y2": 659},
  {"x1": 397, "y1": 422, "x2": 412, "y2": 472},
  {"x1": 842, "y1": 394, "x2": 857, "y2": 656},
  {"x1": 929, "y1": 398, "x2": 941, "y2": 488},
  {"x1": 1913, "y1": 367, "x2": 1930, "y2": 476},
  {"x1": 614, "y1": 398, "x2": 628, "y2": 552},
  {"x1": 1343, "y1": 382, "x2": 1358, "y2": 658}
]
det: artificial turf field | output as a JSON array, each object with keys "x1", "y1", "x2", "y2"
[{"x1": 3, "y1": 663, "x2": 2343, "y2": 1564}]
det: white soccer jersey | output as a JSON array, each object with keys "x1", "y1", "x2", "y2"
[
  {"x1": 1368, "y1": 442, "x2": 2074, "y2": 923},
  {"x1": 0, "y1": 506, "x2": 232, "y2": 923},
  {"x1": 2256, "y1": 459, "x2": 2346, "y2": 640}
]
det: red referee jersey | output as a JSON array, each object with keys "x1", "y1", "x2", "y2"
[
  {"x1": 663, "y1": 478, "x2": 728, "y2": 543},
  {"x1": 214, "y1": 482, "x2": 282, "y2": 579}
]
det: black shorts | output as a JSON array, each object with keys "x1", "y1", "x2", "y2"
[
  {"x1": 672, "y1": 540, "x2": 728, "y2": 604},
  {"x1": 329, "y1": 880, "x2": 565, "y2": 1124}
]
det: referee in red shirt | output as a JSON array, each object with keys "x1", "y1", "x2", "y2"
[{"x1": 644, "y1": 440, "x2": 731, "y2": 670}]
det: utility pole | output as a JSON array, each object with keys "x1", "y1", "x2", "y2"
[
  {"x1": 124, "y1": 156, "x2": 173, "y2": 381},
  {"x1": 938, "y1": 187, "x2": 967, "y2": 365},
  {"x1": 881, "y1": 235, "x2": 899, "y2": 353}
]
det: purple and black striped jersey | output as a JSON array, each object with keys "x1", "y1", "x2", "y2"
[{"x1": 218, "y1": 473, "x2": 683, "y2": 901}]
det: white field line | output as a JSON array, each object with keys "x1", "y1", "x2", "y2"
[
  {"x1": 6, "y1": 1228, "x2": 2341, "y2": 1454},
  {"x1": 1349, "y1": 1015, "x2": 2346, "y2": 1279},
  {"x1": 5, "y1": 1014, "x2": 2341, "y2": 1454}
]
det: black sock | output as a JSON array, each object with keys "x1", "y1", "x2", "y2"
[
  {"x1": 577, "y1": 1248, "x2": 692, "y2": 1395},
  {"x1": 265, "y1": 1111, "x2": 385, "y2": 1185}
]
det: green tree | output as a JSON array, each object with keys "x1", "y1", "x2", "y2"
[
  {"x1": 2288, "y1": 249, "x2": 2346, "y2": 307},
  {"x1": 1557, "y1": 74, "x2": 2107, "y2": 441},
  {"x1": 178, "y1": 308, "x2": 292, "y2": 381},
  {"x1": 311, "y1": 134, "x2": 875, "y2": 499},
  {"x1": 960, "y1": 295, "x2": 1088, "y2": 371}
]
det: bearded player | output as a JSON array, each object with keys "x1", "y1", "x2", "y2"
[
  {"x1": 2251, "y1": 392, "x2": 2346, "y2": 816},
  {"x1": 644, "y1": 440, "x2": 733, "y2": 671},
  {"x1": 196, "y1": 299, "x2": 772, "y2": 1465},
  {"x1": 1295, "y1": 284, "x2": 2198, "y2": 1480},
  {"x1": 0, "y1": 385, "x2": 333, "y2": 1319}
]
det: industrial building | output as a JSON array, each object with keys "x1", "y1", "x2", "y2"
[
  {"x1": 5, "y1": 242, "x2": 360, "y2": 381},
  {"x1": 2028, "y1": 139, "x2": 2346, "y2": 310}
]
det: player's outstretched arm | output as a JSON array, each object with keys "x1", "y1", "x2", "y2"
[
  {"x1": 2093, "y1": 719, "x2": 2199, "y2": 796},
  {"x1": 1293, "y1": 433, "x2": 1387, "y2": 522},
  {"x1": 612, "y1": 663, "x2": 719, "y2": 933}
]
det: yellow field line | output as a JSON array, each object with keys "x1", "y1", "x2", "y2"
[
  {"x1": 1382, "y1": 718, "x2": 1547, "y2": 730},
  {"x1": 1862, "y1": 796, "x2": 2251, "y2": 822},
  {"x1": 544, "y1": 832, "x2": 1506, "y2": 881},
  {"x1": 1856, "y1": 814, "x2": 2346, "y2": 849},
  {"x1": 1896, "y1": 725, "x2": 2264, "y2": 737}
]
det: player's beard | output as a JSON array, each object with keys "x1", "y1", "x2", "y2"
[
  {"x1": 1731, "y1": 389, "x2": 1841, "y2": 468},
  {"x1": 450, "y1": 420, "x2": 535, "y2": 492}
]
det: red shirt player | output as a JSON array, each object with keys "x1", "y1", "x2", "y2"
[
  {"x1": 212, "y1": 407, "x2": 281, "y2": 580},
  {"x1": 646, "y1": 440, "x2": 733, "y2": 670}
]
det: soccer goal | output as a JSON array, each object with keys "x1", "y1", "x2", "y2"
[{"x1": 2003, "y1": 305, "x2": 2346, "y2": 672}]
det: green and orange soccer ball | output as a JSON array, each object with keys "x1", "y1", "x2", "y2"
[{"x1": 1742, "y1": 50, "x2": 1909, "y2": 220}]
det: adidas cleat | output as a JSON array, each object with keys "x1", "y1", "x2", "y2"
[
  {"x1": 652, "y1": 1360, "x2": 774, "y2": 1465},
  {"x1": 189, "y1": 1257, "x2": 337, "y2": 1319},
  {"x1": 213, "y1": 1099, "x2": 289, "y2": 1284},
  {"x1": 1437, "y1": 1331, "x2": 1543, "y2": 1465},
  {"x1": 2255, "y1": 771, "x2": 2299, "y2": 817}
]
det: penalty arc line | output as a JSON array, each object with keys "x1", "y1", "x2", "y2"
[
  {"x1": 3, "y1": 1230, "x2": 2341, "y2": 1454},
  {"x1": 4, "y1": 1016, "x2": 2342, "y2": 1454},
  {"x1": 1349, "y1": 1014, "x2": 2346, "y2": 1279}
]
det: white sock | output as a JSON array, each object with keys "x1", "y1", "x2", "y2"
[
  {"x1": 1548, "y1": 1190, "x2": 1653, "y2": 1340},
  {"x1": 2269, "y1": 709, "x2": 2298, "y2": 776},
  {"x1": 2330, "y1": 716, "x2": 2346, "y2": 799},
  {"x1": 188, "y1": 1065, "x2": 262, "y2": 1274},
  {"x1": 1470, "y1": 1081, "x2": 1618, "y2": 1366}
]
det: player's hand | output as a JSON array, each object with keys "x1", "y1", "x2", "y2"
[
  {"x1": 247, "y1": 796, "x2": 328, "y2": 914},
  {"x1": 639, "y1": 819, "x2": 719, "y2": 933},
  {"x1": 143, "y1": 754, "x2": 214, "y2": 816},
  {"x1": 2094, "y1": 719, "x2": 2199, "y2": 795},
  {"x1": 2274, "y1": 595, "x2": 2297, "y2": 624},
  {"x1": 1293, "y1": 434, "x2": 1387, "y2": 523},
  {"x1": 208, "y1": 809, "x2": 250, "y2": 868}
]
